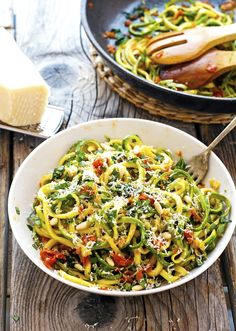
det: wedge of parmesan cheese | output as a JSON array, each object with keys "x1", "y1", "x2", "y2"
[{"x1": 0, "y1": 28, "x2": 49, "y2": 126}]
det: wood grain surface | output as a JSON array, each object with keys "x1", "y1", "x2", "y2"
[
  {"x1": 0, "y1": 131, "x2": 11, "y2": 331},
  {"x1": 0, "y1": 1, "x2": 234, "y2": 331}
]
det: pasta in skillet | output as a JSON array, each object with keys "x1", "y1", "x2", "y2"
[{"x1": 106, "y1": 0, "x2": 236, "y2": 97}]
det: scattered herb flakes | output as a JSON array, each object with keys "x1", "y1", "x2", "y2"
[
  {"x1": 115, "y1": 35, "x2": 129, "y2": 46},
  {"x1": 52, "y1": 165, "x2": 65, "y2": 180},
  {"x1": 104, "y1": 28, "x2": 129, "y2": 46},
  {"x1": 27, "y1": 211, "x2": 41, "y2": 227},
  {"x1": 123, "y1": 6, "x2": 146, "y2": 20},
  {"x1": 12, "y1": 314, "x2": 20, "y2": 322},
  {"x1": 76, "y1": 149, "x2": 86, "y2": 163},
  {"x1": 15, "y1": 206, "x2": 20, "y2": 215}
]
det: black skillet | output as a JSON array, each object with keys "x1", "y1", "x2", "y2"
[{"x1": 81, "y1": 0, "x2": 236, "y2": 113}]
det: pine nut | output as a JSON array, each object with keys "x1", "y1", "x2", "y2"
[
  {"x1": 154, "y1": 201, "x2": 163, "y2": 215},
  {"x1": 76, "y1": 221, "x2": 89, "y2": 231},
  {"x1": 184, "y1": 195, "x2": 192, "y2": 204},
  {"x1": 49, "y1": 217, "x2": 58, "y2": 226},
  {"x1": 132, "y1": 285, "x2": 144, "y2": 291},
  {"x1": 162, "y1": 232, "x2": 171, "y2": 240},
  {"x1": 106, "y1": 256, "x2": 115, "y2": 267},
  {"x1": 74, "y1": 263, "x2": 84, "y2": 271}
]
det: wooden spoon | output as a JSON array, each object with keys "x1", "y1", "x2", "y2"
[
  {"x1": 147, "y1": 24, "x2": 236, "y2": 65},
  {"x1": 160, "y1": 49, "x2": 236, "y2": 89}
]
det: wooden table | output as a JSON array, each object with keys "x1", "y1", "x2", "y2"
[{"x1": 0, "y1": 1, "x2": 235, "y2": 330}]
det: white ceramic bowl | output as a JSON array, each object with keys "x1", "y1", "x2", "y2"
[{"x1": 8, "y1": 118, "x2": 236, "y2": 296}]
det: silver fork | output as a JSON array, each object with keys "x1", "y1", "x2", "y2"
[{"x1": 187, "y1": 116, "x2": 236, "y2": 184}]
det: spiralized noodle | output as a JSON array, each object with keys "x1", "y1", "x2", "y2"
[
  {"x1": 28, "y1": 135, "x2": 231, "y2": 291},
  {"x1": 112, "y1": 0, "x2": 236, "y2": 97}
]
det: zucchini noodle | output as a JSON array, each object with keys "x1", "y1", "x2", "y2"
[
  {"x1": 28, "y1": 135, "x2": 231, "y2": 291},
  {"x1": 111, "y1": 0, "x2": 236, "y2": 97}
]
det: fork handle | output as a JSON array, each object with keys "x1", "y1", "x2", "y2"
[
  {"x1": 206, "y1": 23, "x2": 236, "y2": 44},
  {"x1": 205, "y1": 116, "x2": 236, "y2": 153}
]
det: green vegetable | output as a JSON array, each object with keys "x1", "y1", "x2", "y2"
[
  {"x1": 117, "y1": 217, "x2": 146, "y2": 249},
  {"x1": 122, "y1": 135, "x2": 142, "y2": 151},
  {"x1": 95, "y1": 252, "x2": 114, "y2": 270},
  {"x1": 94, "y1": 266, "x2": 121, "y2": 280},
  {"x1": 52, "y1": 165, "x2": 65, "y2": 180},
  {"x1": 174, "y1": 158, "x2": 187, "y2": 170}
]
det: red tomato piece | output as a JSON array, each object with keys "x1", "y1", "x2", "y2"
[
  {"x1": 174, "y1": 9, "x2": 185, "y2": 19},
  {"x1": 173, "y1": 247, "x2": 181, "y2": 254},
  {"x1": 79, "y1": 205, "x2": 84, "y2": 212},
  {"x1": 121, "y1": 270, "x2": 135, "y2": 283},
  {"x1": 142, "y1": 264, "x2": 152, "y2": 273},
  {"x1": 189, "y1": 209, "x2": 202, "y2": 222},
  {"x1": 92, "y1": 158, "x2": 104, "y2": 174},
  {"x1": 75, "y1": 246, "x2": 81, "y2": 256},
  {"x1": 183, "y1": 229, "x2": 194, "y2": 244},
  {"x1": 139, "y1": 193, "x2": 148, "y2": 200},
  {"x1": 178, "y1": 9, "x2": 185, "y2": 16},
  {"x1": 112, "y1": 253, "x2": 133, "y2": 267},
  {"x1": 139, "y1": 193, "x2": 155, "y2": 205},
  {"x1": 40, "y1": 236, "x2": 49, "y2": 244},
  {"x1": 82, "y1": 235, "x2": 97, "y2": 245},
  {"x1": 81, "y1": 256, "x2": 90, "y2": 267},
  {"x1": 136, "y1": 270, "x2": 144, "y2": 281},
  {"x1": 75, "y1": 246, "x2": 91, "y2": 267},
  {"x1": 40, "y1": 249, "x2": 65, "y2": 269},
  {"x1": 93, "y1": 158, "x2": 103, "y2": 168}
]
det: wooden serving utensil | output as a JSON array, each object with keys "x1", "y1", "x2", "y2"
[
  {"x1": 159, "y1": 49, "x2": 236, "y2": 89},
  {"x1": 147, "y1": 24, "x2": 236, "y2": 65}
]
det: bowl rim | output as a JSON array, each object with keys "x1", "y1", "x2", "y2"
[
  {"x1": 81, "y1": 0, "x2": 236, "y2": 104},
  {"x1": 8, "y1": 118, "x2": 236, "y2": 296}
]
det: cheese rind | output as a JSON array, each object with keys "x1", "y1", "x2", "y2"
[{"x1": 0, "y1": 28, "x2": 49, "y2": 126}]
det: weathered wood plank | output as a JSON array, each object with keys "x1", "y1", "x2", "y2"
[
  {"x1": 8, "y1": 135, "x2": 41, "y2": 330},
  {"x1": 0, "y1": 130, "x2": 11, "y2": 331},
  {"x1": 199, "y1": 124, "x2": 236, "y2": 327}
]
